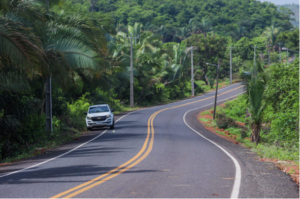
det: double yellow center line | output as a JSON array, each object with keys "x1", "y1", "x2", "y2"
[{"x1": 51, "y1": 85, "x2": 243, "y2": 198}]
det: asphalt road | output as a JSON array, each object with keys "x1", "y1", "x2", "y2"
[{"x1": 0, "y1": 83, "x2": 298, "y2": 198}]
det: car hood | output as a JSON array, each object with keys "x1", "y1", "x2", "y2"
[{"x1": 87, "y1": 112, "x2": 110, "y2": 117}]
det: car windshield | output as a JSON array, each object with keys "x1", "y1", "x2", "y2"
[{"x1": 89, "y1": 106, "x2": 109, "y2": 113}]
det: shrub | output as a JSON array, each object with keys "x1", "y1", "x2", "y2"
[
  {"x1": 67, "y1": 93, "x2": 91, "y2": 130},
  {"x1": 208, "y1": 78, "x2": 215, "y2": 89},
  {"x1": 216, "y1": 113, "x2": 234, "y2": 129},
  {"x1": 240, "y1": 129, "x2": 248, "y2": 138}
]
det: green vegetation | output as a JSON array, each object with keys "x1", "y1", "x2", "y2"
[
  {"x1": 0, "y1": 0, "x2": 298, "y2": 162},
  {"x1": 199, "y1": 118, "x2": 211, "y2": 123},
  {"x1": 277, "y1": 4, "x2": 299, "y2": 28},
  {"x1": 215, "y1": 59, "x2": 299, "y2": 161}
]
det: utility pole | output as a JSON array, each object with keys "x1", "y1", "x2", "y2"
[
  {"x1": 252, "y1": 45, "x2": 257, "y2": 76},
  {"x1": 45, "y1": 0, "x2": 52, "y2": 133},
  {"x1": 229, "y1": 45, "x2": 235, "y2": 84},
  {"x1": 45, "y1": 77, "x2": 52, "y2": 132},
  {"x1": 91, "y1": 1, "x2": 96, "y2": 13},
  {"x1": 191, "y1": 45, "x2": 197, "y2": 97},
  {"x1": 206, "y1": 60, "x2": 221, "y2": 120},
  {"x1": 278, "y1": 43, "x2": 282, "y2": 63},
  {"x1": 124, "y1": 33, "x2": 139, "y2": 108},
  {"x1": 287, "y1": 48, "x2": 289, "y2": 65},
  {"x1": 213, "y1": 59, "x2": 220, "y2": 120},
  {"x1": 268, "y1": 44, "x2": 270, "y2": 65}
]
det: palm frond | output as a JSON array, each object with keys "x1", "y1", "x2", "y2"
[
  {"x1": 0, "y1": 71, "x2": 31, "y2": 92},
  {"x1": 0, "y1": 16, "x2": 47, "y2": 78}
]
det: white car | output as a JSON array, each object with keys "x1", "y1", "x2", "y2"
[{"x1": 85, "y1": 104, "x2": 115, "y2": 130}]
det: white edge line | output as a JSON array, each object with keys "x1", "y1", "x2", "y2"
[
  {"x1": 0, "y1": 110, "x2": 138, "y2": 178},
  {"x1": 183, "y1": 93, "x2": 243, "y2": 199}
]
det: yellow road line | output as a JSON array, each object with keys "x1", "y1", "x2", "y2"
[
  {"x1": 51, "y1": 85, "x2": 243, "y2": 198},
  {"x1": 51, "y1": 114, "x2": 155, "y2": 199},
  {"x1": 63, "y1": 112, "x2": 159, "y2": 198}
]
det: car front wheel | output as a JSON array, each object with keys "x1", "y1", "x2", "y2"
[{"x1": 110, "y1": 121, "x2": 115, "y2": 129}]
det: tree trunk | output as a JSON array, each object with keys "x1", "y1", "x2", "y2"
[
  {"x1": 41, "y1": 81, "x2": 46, "y2": 115},
  {"x1": 251, "y1": 124, "x2": 260, "y2": 145}
]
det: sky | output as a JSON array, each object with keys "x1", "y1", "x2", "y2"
[{"x1": 260, "y1": 0, "x2": 299, "y2": 5}]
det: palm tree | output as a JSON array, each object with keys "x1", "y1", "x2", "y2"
[
  {"x1": 1, "y1": 0, "x2": 106, "y2": 131},
  {"x1": 188, "y1": 18, "x2": 202, "y2": 35},
  {"x1": 262, "y1": 24, "x2": 280, "y2": 51},
  {"x1": 155, "y1": 25, "x2": 177, "y2": 43},
  {"x1": 242, "y1": 61, "x2": 267, "y2": 144},
  {"x1": 174, "y1": 27, "x2": 192, "y2": 42},
  {"x1": 0, "y1": 4, "x2": 47, "y2": 92},
  {"x1": 199, "y1": 18, "x2": 213, "y2": 37},
  {"x1": 128, "y1": 22, "x2": 142, "y2": 45},
  {"x1": 231, "y1": 26, "x2": 247, "y2": 40}
]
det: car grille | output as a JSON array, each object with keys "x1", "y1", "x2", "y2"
[{"x1": 91, "y1": 116, "x2": 107, "y2": 121}]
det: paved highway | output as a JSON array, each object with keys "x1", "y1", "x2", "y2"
[{"x1": 0, "y1": 83, "x2": 298, "y2": 198}]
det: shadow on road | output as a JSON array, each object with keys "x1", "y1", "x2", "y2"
[{"x1": 0, "y1": 164, "x2": 161, "y2": 184}]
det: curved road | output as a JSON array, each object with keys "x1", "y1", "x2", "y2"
[{"x1": 0, "y1": 83, "x2": 298, "y2": 198}]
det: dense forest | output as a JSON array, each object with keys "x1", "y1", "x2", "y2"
[
  {"x1": 60, "y1": 0, "x2": 295, "y2": 40},
  {"x1": 0, "y1": 0, "x2": 298, "y2": 161},
  {"x1": 277, "y1": 3, "x2": 299, "y2": 28}
]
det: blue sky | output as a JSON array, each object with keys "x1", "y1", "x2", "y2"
[{"x1": 260, "y1": 0, "x2": 299, "y2": 5}]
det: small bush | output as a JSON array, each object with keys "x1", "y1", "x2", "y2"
[
  {"x1": 240, "y1": 129, "x2": 248, "y2": 138},
  {"x1": 67, "y1": 93, "x2": 91, "y2": 130},
  {"x1": 208, "y1": 78, "x2": 215, "y2": 89},
  {"x1": 216, "y1": 113, "x2": 234, "y2": 129}
]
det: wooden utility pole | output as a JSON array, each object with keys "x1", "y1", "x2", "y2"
[
  {"x1": 278, "y1": 43, "x2": 282, "y2": 63},
  {"x1": 191, "y1": 46, "x2": 197, "y2": 96},
  {"x1": 287, "y1": 48, "x2": 289, "y2": 65},
  {"x1": 213, "y1": 59, "x2": 220, "y2": 120},
  {"x1": 229, "y1": 45, "x2": 235, "y2": 84},
  {"x1": 268, "y1": 44, "x2": 270, "y2": 65}
]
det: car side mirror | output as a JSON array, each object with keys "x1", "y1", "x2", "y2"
[
  {"x1": 84, "y1": 112, "x2": 87, "y2": 115},
  {"x1": 111, "y1": 109, "x2": 115, "y2": 112}
]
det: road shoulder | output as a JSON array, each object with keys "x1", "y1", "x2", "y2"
[{"x1": 185, "y1": 101, "x2": 299, "y2": 198}]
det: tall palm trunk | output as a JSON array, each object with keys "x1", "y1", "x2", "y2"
[{"x1": 251, "y1": 123, "x2": 260, "y2": 145}]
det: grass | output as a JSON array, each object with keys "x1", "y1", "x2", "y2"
[
  {"x1": 202, "y1": 99, "x2": 299, "y2": 163},
  {"x1": 216, "y1": 130, "x2": 227, "y2": 136},
  {"x1": 201, "y1": 110, "x2": 211, "y2": 115},
  {"x1": 2, "y1": 130, "x2": 83, "y2": 163},
  {"x1": 252, "y1": 144, "x2": 299, "y2": 162},
  {"x1": 226, "y1": 127, "x2": 242, "y2": 135},
  {"x1": 199, "y1": 118, "x2": 211, "y2": 122}
]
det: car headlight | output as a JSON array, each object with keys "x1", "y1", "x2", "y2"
[
  {"x1": 106, "y1": 115, "x2": 111, "y2": 118},
  {"x1": 87, "y1": 117, "x2": 92, "y2": 119}
]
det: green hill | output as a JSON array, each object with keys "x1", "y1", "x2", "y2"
[
  {"x1": 60, "y1": 0, "x2": 294, "y2": 40},
  {"x1": 277, "y1": 4, "x2": 299, "y2": 27}
]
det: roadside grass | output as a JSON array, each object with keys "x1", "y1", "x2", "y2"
[
  {"x1": 2, "y1": 129, "x2": 83, "y2": 163},
  {"x1": 201, "y1": 110, "x2": 211, "y2": 115},
  {"x1": 197, "y1": 99, "x2": 299, "y2": 183},
  {"x1": 216, "y1": 130, "x2": 227, "y2": 136},
  {"x1": 199, "y1": 118, "x2": 211, "y2": 122},
  {"x1": 253, "y1": 145, "x2": 299, "y2": 163},
  {"x1": 202, "y1": 105, "x2": 299, "y2": 163}
]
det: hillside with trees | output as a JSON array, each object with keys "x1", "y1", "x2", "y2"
[
  {"x1": 0, "y1": 0, "x2": 298, "y2": 163},
  {"x1": 277, "y1": 3, "x2": 299, "y2": 27},
  {"x1": 59, "y1": 0, "x2": 294, "y2": 41}
]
